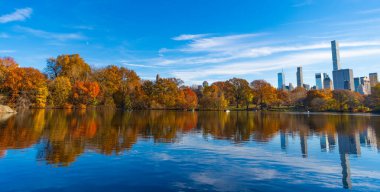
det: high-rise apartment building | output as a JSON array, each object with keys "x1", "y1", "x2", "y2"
[
  {"x1": 315, "y1": 73, "x2": 323, "y2": 90},
  {"x1": 354, "y1": 77, "x2": 360, "y2": 92},
  {"x1": 333, "y1": 69, "x2": 354, "y2": 90},
  {"x1": 323, "y1": 74, "x2": 333, "y2": 90},
  {"x1": 369, "y1": 73, "x2": 378, "y2": 87},
  {"x1": 303, "y1": 84, "x2": 310, "y2": 90},
  {"x1": 331, "y1": 40, "x2": 341, "y2": 71},
  {"x1": 358, "y1": 77, "x2": 371, "y2": 95},
  {"x1": 297, "y1": 66, "x2": 303, "y2": 87},
  {"x1": 278, "y1": 72, "x2": 285, "y2": 90},
  {"x1": 331, "y1": 40, "x2": 354, "y2": 91}
]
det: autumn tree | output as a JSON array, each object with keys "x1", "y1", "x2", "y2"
[
  {"x1": 304, "y1": 90, "x2": 332, "y2": 111},
  {"x1": 48, "y1": 76, "x2": 72, "y2": 107},
  {"x1": 72, "y1": 81, "x2": 100, "y2": 108},
  {"x1": 2, "y1": 67, "x2": 48, "y2": 108},
  {"x1": 275, "y1": 90, "x2": 290, "y2": 107},
  {"x1": 367, "y1": 84, "x2": 380, "y2": 111},
  {"x1": 199, "y1": 85, "x2": 228, "y2": 110},
  {"x1": 117, "y1": 68, "x2": 141, "y2": 109},
  {"x1": 0, "y1": 57, "x2": 19, "y2": 91},
  {"x1": 226, "y1": 78, "x2": 251, "y2": 108},
  {"x1": 250, "y1": 80, "x2": 277, "y2": 109},
  {"x1": 179, "y1": 87, "x2": 198, "y2": 110},
  {"x1": 288, "y1": 87, "x2": 307, "y2": 108},
  {"x1": 212, "y1": 81, "x2": 234, "y2": 105},
  {"x1": 332, "y1": 90, "x2": 364, "y2": 112},
  {"x1": 93, "y1": 65, "x2": 142, "y2": 109},
  {"x1": 45, "y1": 54, "x2": 91, "y2": 82},
  {"x1": 141, "y1": 80, "x2": 155, "y2": 108},
  {"x1": 152, "y1": 78, "x2": 181, "y2": 109}
]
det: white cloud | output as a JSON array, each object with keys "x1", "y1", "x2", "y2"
[
  {"x1": 357, "y1": 8, "x2": 380, "y2": 14},
  {"x1": 0, "y1": 50, "x2": 16, "y2": 53},
  {"x1": 119, "y1": 61, "x2": 158, "y2": 68},
  {"x1": 170, "y1": 47, "x2": 380, "y2": 84},
  {"x1": 123, "y1": 32, "x2": 380, "y2": 84},
  {"x1": 72, "y1": 25, "x2": 94, "y2": 30},
  {"x1": 15, "y1": 26, "x2": 86, "y2": 41},
  {"x1": 336, "y1": 18, "x2": 380, "y2": 26},
  {"x1": 184, "y1": 33, "x2": 265, "y2": 52},
  {"x1": 171, "y1": 51, "x2": 331, "y2": 83},
  {"x1": 0, "y1": 8, "x2": 32, "y2": 24},
  {"x1": 172, "y1": 34, "x2": 210, "y2": 41},
  {"x1": 131, "y1": 37, "x2": 380, "y2": 69}
]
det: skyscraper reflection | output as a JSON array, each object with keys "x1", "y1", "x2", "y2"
[
  {"x1": 338, "y1": 132, "x2": 361, "y2": 189},
  {"x1": 280, "y1": 131, "x2": 288, "y2": 150}
]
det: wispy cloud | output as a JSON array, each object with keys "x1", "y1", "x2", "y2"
[
  {"x1": 182, "y1": 33, "x2": 265, "y2": 52},
  {"x1": 130, "y1": 32, "x2": 380, "y2": 69},
  {"x1": 336, "y1": 18, "x2": 380, "y2": 26},
  {"x1": 71, "y1": 25, "x2": 94, "y2": 30},
  {"x1": 0, "y1": 8, "x2": 33, "y2": 24},
  {"x1": 119, "y1": 61, "x2": 158, "y2": 68},
  {"x1": 172, "y1": 34, "x2": 210, "y2": 41},
  {"x1": 0, "y1": 50, "x2": 16, "y2": 53},
  {"x1": 292, "y1": 0, "x2": 313, "y2": 7},
  {"x1": 357, "y1": 8, "x2": 380, "y2": 14},
  {"x1": 171, "y1": 47, "x2": 380, "y2": 83},
  {"x1": 15, "y1": 26, "x2": 86, "y2": 41}
]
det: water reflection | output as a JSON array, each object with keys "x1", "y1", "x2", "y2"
[{"x1": 0, "y1": 110, "x2": 380, "y2": 190}]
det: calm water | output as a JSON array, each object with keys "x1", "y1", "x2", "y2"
[{"x1": 1, "y1": 110, "x2": 380, "y2": 192}]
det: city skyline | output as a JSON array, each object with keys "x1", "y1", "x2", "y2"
[
  {"x1": 277, "y1": 39, "x2": 378, "y2": 92},
  {"x1": 1, "y1": 1, "x2": 380, "y2": 86}
]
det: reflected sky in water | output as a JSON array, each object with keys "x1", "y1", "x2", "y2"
[{"x1": 1, "y1": 110, "x2": 380, "y2": 191}]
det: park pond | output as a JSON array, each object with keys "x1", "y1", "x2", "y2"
[{"x1": 1, "y1": 110, "x2": 380, "y2": 191}]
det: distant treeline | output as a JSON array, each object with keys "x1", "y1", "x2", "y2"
[{"x1": 0, "y1": 54, "x2": 380, "y2": 112}]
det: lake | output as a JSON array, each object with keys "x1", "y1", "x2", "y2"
[{"x1": 1, "y1": 110, "x2": 380, "y2": 192}]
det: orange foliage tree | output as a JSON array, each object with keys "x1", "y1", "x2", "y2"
[
  {"x1": 250, "y1": 80, "x2": 277, "y2": 109},
  {"x1": 178, "y1": 87, "x2": 198, "y2": 110},
  {"x1": 199, "y1": 85, "x2": 228, "y2": 110},
  {"x1": 46, "y1": 54, "x2": 91, "y2": 82},
  {"x1": 72, "y1": 81, "x2": 100, "y2": 107},
  {"x1": 2, "y1": 66, "x2": 48, "y2": 108}
]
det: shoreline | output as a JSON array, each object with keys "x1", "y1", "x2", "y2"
[{"x1": 12, "y1": 106, "x2": 379, "y2": 115}]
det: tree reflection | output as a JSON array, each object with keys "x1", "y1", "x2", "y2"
[{"x1": 0, "y1": 110, "x2": 379, "y2": 189}]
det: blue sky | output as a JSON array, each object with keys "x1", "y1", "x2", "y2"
[{"x1": 1, "y1": 0, "x2": 380, "y2": 87}]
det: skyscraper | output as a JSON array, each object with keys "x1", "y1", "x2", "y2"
[
  {"x1": 278, "y1": 71, "x2": 285, "y2": 90},
  {"x1": 323, "y1": 73, "x2": 333, "y2": 90},
  {"x1": 331, "y1": 40, "x2": 341, "y2": 71},
  {"x1": 296, "y1": 66, "x2": 303, "y2": 87},
  {"x1": 315, "y1": 73, "x2": 323, "y2": 90},
  {"x1": 331, "y1": 40, "x2": 354, "y2": 91},
  {"x1": 323, "y1": 73, "x2": 328, "y2": 79},
  {"x1": 357, "y1": 76, "x2": 371, "y2": 95},
  {"x1": 369, "y1": 73, "x2": 378, "y2": 87},
  {"x1": 354, "y1": 77, "x2": 360, "y2": 92},
  {"x1": 288, "y1": 83, "x2": 294, "y2": 91},
  {"x1": 303, "y1": 84, "x2": 310, "y2": 90},
  {"x1": 333, "y1": 69, "x2": 354, "y2": 90}
]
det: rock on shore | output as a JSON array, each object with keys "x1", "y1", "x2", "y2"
[{"x1": 0, "y1": 105, "x2": 17, "y2": 114}]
